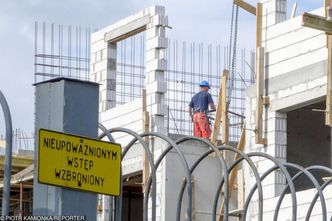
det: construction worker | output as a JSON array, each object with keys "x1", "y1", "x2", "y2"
[{"x1": 189, "y1": 80, "x2": 216, "y2": 139}]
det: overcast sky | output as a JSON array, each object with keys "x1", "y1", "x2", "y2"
[{"x1": 0, "y1": 0, "x2": 321, "y2": 141}]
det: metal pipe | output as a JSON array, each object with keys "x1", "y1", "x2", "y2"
[
  {"x1": 211, "y1": 146, "x2": 262, "y2": 221},
  {"x1": 140, "y1": 132, "x2": 192, "y2": 221},
  {"x1": 0, "y1": 90, "x2": 13, "y2": 216},
  {"x1": 273, "y1": 164, "x2": 326, "y2": 221},
  {"x1": 305, "y1": 166, "x2": 332, "y2": 219},
  {"x1": 243, "y1": 153, "x2": 297, "y2": 221},
  {"x1": 20, "y1": 182, "x2": 23, "y2": 216},
  {"x1": 99, "y1": 128, "x2": 156, "y2": 221}
]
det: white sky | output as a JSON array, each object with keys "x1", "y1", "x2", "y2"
[{"x1": 0, "y1": 0, "x2": 322, "y2": 139}]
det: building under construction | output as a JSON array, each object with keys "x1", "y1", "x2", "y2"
[{"x1": 1, "y1": 0, "x2": 332, "y2": 220}]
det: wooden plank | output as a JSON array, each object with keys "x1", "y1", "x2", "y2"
[
  {"x1": 0, "y1": 156, "x2": 33, "y2": 169},
  {"x1": 221, "y1": 70, "x2": 229, "y2": 145},
  {"x1": 302, "y1": 12, "x2": 332, "y2": 34},
  {"x1": 142, "y1": 89, "x2": 150, "y2": 187},
  {"x1": 325, "y1": 0, "x2": 332, "y2": 47},
  {"x1": 237, "y1": 169, "x2": 244, "y2": 209},
  {"x1": 255, "y1": 47, "x2": 265, "y2": 144},
  {"x1": 256, "y1": 3, "x2": 263, "y2": 48},
  {"x1": 218, "y1": 123, "x2": 246, "y2": 221},
  {"x1": 326, "y1": 35, "x2": 332, "y2": 125},
  {"x1": 263, "y1": 96, "x2": 270, "y2": 105},
  {"x1": 234, "y1": 0, "x2": 256, "y2": 15},
  {"x1": 211, "y1": 70, "x2": 228, "y2": 146},
  {"x1": 290, "y1": 2, "x2": 297, "y2": 19}
]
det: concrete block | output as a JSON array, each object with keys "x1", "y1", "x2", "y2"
[
  {"x1": 104, "y1": 16, "x2": 150, "y2": 42},
  {"x1": 100, "y1": 100, "x2": 115, "y2": 112},
  {"x1": 106, "y1": 58, "x2": 116, "y2": 71},
  {"x1": 95, "y1": 50, "x2": 102, "y2": 62},
  {"x1": 146, "y1": 26, "x2": 166, "y2": 39},
  {"x1": 261, "y1": 12, "x2": 283, "y2": 29},
  {"x1": 146, "y1": 36, "x2": 168, "y2": 49},
  {"x1": 103, "y1": 110, "x2": 142, "y2": 129},
  {"x1": 270, "y1": 84, "x2": 326, "y2": 112},
  {"x1": 146, "y1": 49, "x2": 160, "y2": 62},
  {"x1": 268, "y1": 48, "x2": 327, "y2": 78},
  {"x1": 275, "y1": 117, "x2": 286, "y2": 132},
  {"x1": 100, "y1": 70, "x2": 107, "y2": 81},
  {"x1": 146, "y1": 81, "x2": 167, "y2": 94},
  {"x1": 96, "y1": 72, "x2": 104, "y2": 83},
  {"x1": 93, "y1": 59, "x2": 108, "y2": 73},
  {"x1": 146, "y1": 71, "x2": 165, "y2": 83},
  {"x1": 107, "y1": 43, "x2": 117, "y2": 59},
  {"x1": 151, "y1": 14, "x2": 168, "y2": 27},
  {"x1": 267, "y1": 34, "x2": 326, "y2": 65},
  {"x1": 146, "y1": 58, "x2": 167, "y2": 72},
  {"x1": 275, "y1": 131, "x2": 287, "y2": 145},
  {"x1": 148, "y1": 103, "x2": 167, "y2": 116},
  {"x1": 89, "y1": 73, "x2": 96, "y2": 82},
  {"x1": 289, "y1": 83, "x2": 308, "y2": 95},
  {"x1": 146, "y1": 93, "x2": 165, "y2": 104},
  {"x1": 106, "y1": 79, "x2": 116, "y2": 90},
  {"x1": 274, "y1": 144, "x2": 286, "y2": 158},
  {"x1": 146, "y1": 49, "x2": 166, "y2": 62},
  {"x1": 101, "y1": 99, "x2": 142, "y2": 122},
  {"x1": 91, "y1": 40, "x2": 107, "y2": 54},
  {"x1": 148, "y1": 5, "x2": 165, "y2": 16},
  {"x1": 264, "y1": 7, "x2": 324, "y2": 41},
  {"x1": 308, "y1": 76, "x2": 326, "y2": 89},
  {"x1": 90, "y1": 52, "x2": 97, "y2": 64},
  {"x1": 265, "y1": 26, "x2": 325, "y2": 52},
  {"x1": 106, "y1": 70, "x2": 117, "y2": 80},
  {"x1": 91, "y1": 31, "x2": 104, "y2": 44},
  {"x1": 99, "y1": 81, "x2": 107, "y2": 91},
  {"x1": 100, "y1": 90, "x2": 116, "y2": 102}
]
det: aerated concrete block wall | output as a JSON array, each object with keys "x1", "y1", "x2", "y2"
[
  {"x1": 260, "y1": 0, "x2": 287, "y2": 29},
  {"x1": 245, "y1": 3, "x2": 332, "y2": 220},
  {"x1": 90, "y1": 5, "x2": 168, "y2": 144}
]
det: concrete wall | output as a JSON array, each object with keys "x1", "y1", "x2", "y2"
[
  {"x1": 263, "y1": 7, "x2": 326, "y2": 78},
  {"x1": 260, "y1": 0, "x2": 287, "y2": 30},
  {"x1": 100, "y1": 99, "x2": 143, "y2": 145},
  {"x1": 250, "y1": 185, "x2": 332, "y2": 220},
  {"x1": 91, "y1": 5, "x2": 168, "y2": 140}
]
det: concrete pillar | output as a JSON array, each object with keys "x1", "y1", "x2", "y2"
[
  {"x1": 145, "y1": 6, "x2": 168, "y2": 134},
  {"x1": 33, "y1": 78, "x2": 99, "y2": 220}
]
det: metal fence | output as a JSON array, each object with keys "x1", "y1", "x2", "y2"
[{"x1": 99, "y1": 124, "x2": 332, "y2": 221}]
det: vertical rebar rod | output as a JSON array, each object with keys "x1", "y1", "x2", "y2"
[
  {"x1": 76, "y1": 26, "x2": 79, "y2": 78},
  {"x1": 42, "y1": 22, "x2": 46, "y2": 80},
  {"x1": 51, "y1": 24, "x2": 54, "y2": 77},
  {"x1": 68, "y1": 25, "x2": 71, "y2": 77},
  {"x1": 34, "y1": 22, "x2": 38, "y2": 83},
  {"x1": 78, "y1": 26, "x2": 82, "y2": 78},
  {"x1": 0, "y1": 91, "x2": 13, "y2": 216}
]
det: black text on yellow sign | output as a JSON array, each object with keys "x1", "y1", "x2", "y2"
[{"x1": 38, "y1": 129, "x2": 121, "y2": 196}]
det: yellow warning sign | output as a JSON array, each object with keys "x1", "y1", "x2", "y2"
[{"x1": 38, "y1": 129, "x2": 121, "y2": 196}]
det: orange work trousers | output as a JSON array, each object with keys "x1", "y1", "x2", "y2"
[{"x1": 193, "y1": 112, "x2": 211, "y2": 139}]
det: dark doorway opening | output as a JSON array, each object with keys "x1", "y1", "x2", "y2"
[
  {"x1": 287, "y1": 101, "x2": 332, "y2": 191},
  {"x1": 122, "y1": 174, "x2": 143, "y2": 221}
]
